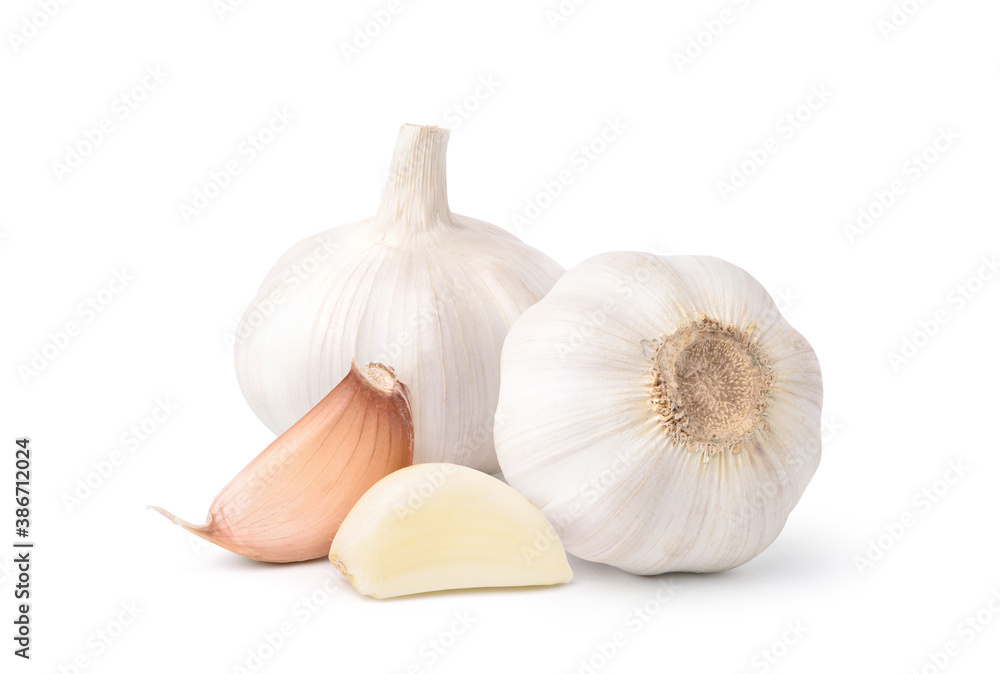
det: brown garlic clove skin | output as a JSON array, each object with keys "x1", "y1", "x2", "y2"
[{"x1": 151, "y1": 361, "x2": 413, "y2": 563}]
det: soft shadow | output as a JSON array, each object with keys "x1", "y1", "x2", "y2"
[
  {"x1": 564, "y1": 525, "x2": 844, "y2": 591},
  {"x1": 184, "y1": 550, "x2": 332, "y2": 573},
  {"x1": 368, "y1": 582, "x2": 574, "y2": 602}
]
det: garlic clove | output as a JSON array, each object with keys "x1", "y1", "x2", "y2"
[
  {"x1": 329, "y1": 463, "x2": 573, "y2": 598},
  {"x1": 151, "y1": 361, "x2": 413, "y2": 563}
]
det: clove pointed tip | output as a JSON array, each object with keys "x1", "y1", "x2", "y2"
[{"x1": 147, "y1": 505, "x2": 206, "y2": 532}]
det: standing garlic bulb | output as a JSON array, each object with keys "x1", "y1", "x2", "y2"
[
  {"x1": 235, "y1": 124, "x2": 563, "y2": 473},
  {"x1": 494, "y1": 253, "x2": 823, "y2": 574}
]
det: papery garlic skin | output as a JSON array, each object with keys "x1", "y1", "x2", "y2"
[
  {"x1": 494, "y1": 253, "x2": 823, "y2": 575},
  {"x1": 235, "y1": 125, "x2": 563, "y2": 473},
  {"x1": 330, "y1": 463, "x2": 573, "y2": 599},
  {"x1": 151, "y1": 362, "x2": 413, "y2": 563}
]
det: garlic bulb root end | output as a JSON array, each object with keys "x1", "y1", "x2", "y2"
[{"x1": 648, "y1": 314, "x2": 772, "y2": 457}]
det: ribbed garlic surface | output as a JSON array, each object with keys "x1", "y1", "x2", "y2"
[
  {"x1": 234, "y1": 125, "x2": 563, "y2": 473},
  {"x1": 494, "y1": 253, "x2": 823, "y2": 574}
]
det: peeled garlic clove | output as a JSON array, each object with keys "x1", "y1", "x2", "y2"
[
  {"x1": 151, "y1": 362, "x2": 413, "y2": 563},
  {"x1": 329, "y1": 463, "x2": 573, "y2": 598},
  {"x1": 234, "y1": 124, "x2": 563, "y2": 473},
  {"x1": 495, "y1": 253, "x2": 823, "y2": 575}
]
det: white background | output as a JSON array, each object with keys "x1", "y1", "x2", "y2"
[{"x1": 2, "y1": 0, "x2": 999, "y2": 672}]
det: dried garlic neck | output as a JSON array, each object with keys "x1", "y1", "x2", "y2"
[
  {"x1": 648, "y1": 316, "x2": 771, "y2": 457},
  {"x1": 357, "y1": 361, "x2": 398, "y2": 394},
  {"x1": 376, "y1": 124, "x2": 454, "y2": 236}
]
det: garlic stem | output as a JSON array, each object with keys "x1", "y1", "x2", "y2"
[{"x1": 376, "y1": 124, "x2": 452, "y2": 232}]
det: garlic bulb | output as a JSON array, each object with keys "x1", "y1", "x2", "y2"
[
  {"x1": 151, "y1": 361, "x2": 413, "y2": 562},
  {"x1": 235, "y1": 124, "x2": 563, "y2": 473},
  {"x1": 494, "y1": 253, "x2": 823, "y2": 574},
  {"x1": 330, "y1": 463, "x2": 573, "y2": 598}
]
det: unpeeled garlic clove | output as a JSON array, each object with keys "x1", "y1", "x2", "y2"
[
  {"x1": 151, "y1": 361, "x2": 413, "y2": 563},
  {"x1": 329, "y1": 463, "x2": 573, "y2": 599}
]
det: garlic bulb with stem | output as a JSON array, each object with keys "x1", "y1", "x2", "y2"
[
  {"x1": 235, "y1": 124, "x2": 563, "y2": 473},
  {"x1": 494, "y1": 253, "x2": 823, "y2": 574},
  {"x1": 151, "y1": 361, "x2": 413, "y2": 563}
]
